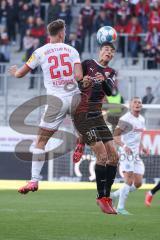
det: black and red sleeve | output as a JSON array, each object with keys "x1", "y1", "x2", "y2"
[{"x1": 102, "y1": 70, "x2": 116, "y2": 96}]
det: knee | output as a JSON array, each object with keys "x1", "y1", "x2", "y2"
[
  {"x1": 125, "y1": 174, "x2": 134, "y2": 186},
  {"x1": 35, "y1": 137, "x2": 47, "y2": 149},
  {"x1": 125, "y1": 179, "x2": 133, "y2": 186},
  {"x1": 134, "y1": 181, "x2": 142, "y2": 189},
  {"x1": 96, "y1": 152, "x2": 108, "y2": 166},
  {"x1": 108, "y1": 150, "x2": 119, "y2": 166},
  {"x1": 36, "y1": 143, "x2": 45, "y2": 150}
]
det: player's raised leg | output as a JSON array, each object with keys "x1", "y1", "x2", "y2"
[
  {"x1": 72, "y1": 136, "x2": 85, "y2": 163},
  {"x1": 72, "y1": 41, "x2": 118, "y2": 214},
  {"x1": 9, "y1": 19, "x2": 83, "y2": 194},
  {"x1": 104, "y1": 140, "x2": 118, "y2": 199},
  {"x1": 145, "y1": 181, "x2": 160, "y2": 207},
  {"x1": 91, "y1": 141, "x2": 118, "y2": 214},
  {"x1": 18, "y1": 128, "x2": 55, "y2": 194}
]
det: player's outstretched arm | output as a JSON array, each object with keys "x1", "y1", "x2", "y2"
[
  {"x1": 140, "y1": 142, "x2": 150, "y2": 155},
  {"x1": 113, "y1": 126, "x2": 124, "y2": 147},
  {"x1": 114, "y1": 126, "x2": 132, "y2": 154},
  {"x1": 74, "y1": 63, "x2": 83, "y2": 82},
  {"x1": 102, "y1": 70, "x2": 116, "y2": 96},
  {"x1": 9, "y1": 64, "x2": 31, "y2": 78}
]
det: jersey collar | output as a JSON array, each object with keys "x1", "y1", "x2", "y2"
[{"x1": 93, "y1": 59, "x2": 108, "y2": 68}]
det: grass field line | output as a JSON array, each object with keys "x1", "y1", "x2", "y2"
[
  {"x1": 0, "y1": 180, "x2": 155, "y2": 190},
  {"x1": 0, "y1": 208, "x2": 100, "y2": 215},
  {"x1": 0, "y1": 190, "x2": 159, "y2": 240},
  {"x1": 0, "y1": 208, "x2": 159, "y2": 219}
]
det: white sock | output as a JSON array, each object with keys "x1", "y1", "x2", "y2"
[
  {"x1": 31, "y1": 148, "x2": 45, "y2": 182},
  {"x1": 111, "y1": 189, "x2": 121, "y2": 199},
  {"x1": 111, "y1": 183, "x2": 137, "y2": 199},
  {"x1": 130, "y1": 184, "x2": 137, "y2": 192},
  {"x1": 117, "y1": 183, "x2": 131, "y2": 209}
]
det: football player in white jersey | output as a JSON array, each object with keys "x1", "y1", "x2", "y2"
[
  {"x1": 9, "y1": 19, "x2": 83, "y2": 194},
  {"x1": 111, "y1": 97, "x2": 149, "y2": 214}
]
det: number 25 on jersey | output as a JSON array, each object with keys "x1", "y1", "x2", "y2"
[{"x1": 48, "y1": 53, "x2": 72, "y2": 79}]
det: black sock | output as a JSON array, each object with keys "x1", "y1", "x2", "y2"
[
  {"x1": 95, "y1": 164, "x2": 106, "y2": 198},
  {"x1": 105, "y1": 164, "x2": 117, "y2": 197},
  {"x1": 151, "y1": 181, "x2": 160, "y2": 195}
]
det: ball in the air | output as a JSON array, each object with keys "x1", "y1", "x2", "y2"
[{"x1": 97, "y1": 26, "x2": 117, "y2": 45}]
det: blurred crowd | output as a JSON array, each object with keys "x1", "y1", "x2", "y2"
[
  {"x1": 0, "y1": 0, "x2": 160, "y2": 68},
  {"x1": 78, "y1": 0, "x2": 160, "y2": 67},
  {"x1": 0, "y1": 0, "x2": 72, "y2": 63}
]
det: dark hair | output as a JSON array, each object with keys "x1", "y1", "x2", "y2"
[
  {"x1": 47, "y1": 19, "x2": 65, "y2": 36},
  {"x1": 146, "y1": 86, "x2": 152, "y2": 90},
  {"x1": 100, "y1": 42, "x2": 116, "y2": 50}
]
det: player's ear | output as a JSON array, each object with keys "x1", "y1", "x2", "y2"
[
  {"x1": 60, "y1": 29, "x2": 65, "y2": 39},
  {"x1": 58, "y1": 31, "x2": 61, "y2": 38},
  {"x1": 129, "y1": 101, "x2": 132, "y2": 109},
  {"x1": 48, "y1": 35, "x2": 51, "y2": 41}
]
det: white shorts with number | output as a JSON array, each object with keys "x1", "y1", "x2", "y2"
[
  {"x1": 119, "y1": 152, "x2": 145, "y2": 177},
  {"x1": 40, "y1": 92, "x2": 80, "y2": 130}
]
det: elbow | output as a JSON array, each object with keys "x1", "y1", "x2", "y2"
[{"x1": 106, "y1": 89, "x2": 112, "y2": 96}]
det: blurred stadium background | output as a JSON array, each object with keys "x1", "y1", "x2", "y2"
[{"x1": 0, "y1": 1, "x2": 160, "y2": 240}]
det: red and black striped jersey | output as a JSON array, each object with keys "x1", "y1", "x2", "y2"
[{"x1": 76, "y1": 59, "x2": 116, "y2": 113}]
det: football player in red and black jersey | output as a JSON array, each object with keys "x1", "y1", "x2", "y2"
[{"x1": 73, "y1": 42, "x2": 119, "y2": 214}]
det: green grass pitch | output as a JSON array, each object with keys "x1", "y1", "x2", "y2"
[{"x1": 0, "y1": 190, "x2": 159, "y2": 240}]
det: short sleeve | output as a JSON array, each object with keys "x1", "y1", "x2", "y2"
[
  {"x1": 117, "y1": 114, "x2": 133, "y2": 133},
  {"x1": 119, "y1": 114, "x2": 128, "y2": 123},
  {"x1": 26, "y1": 51, "x2": 40, "y2": 70},
  {"x1": 72, "y1": 49, "x2": 81, "y2": 65}
]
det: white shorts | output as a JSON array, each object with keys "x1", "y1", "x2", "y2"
[
  {"x1": 40, "y1": 93, "x2": 80, "y2": 130},
  {"x1": 119, "y1": 152, "x2": 145, "y2": 177}
]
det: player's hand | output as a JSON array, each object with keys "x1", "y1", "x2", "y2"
[
  {"x1": 83, "y1": 75, "x2": 91, "y2": 88},
  {"x1": 123, "y1": 146, "x2": 132, "y2": 155},
  {"x1": 95, "y1": 72, "x2": 105, "y2": 82},
  {"x1": 9, "y1": 65, "x2": 18, "y2": 77}
]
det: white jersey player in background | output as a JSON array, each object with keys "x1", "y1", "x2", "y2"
[
  {"x1": 9, "y1": 19, "x2": 83, "y2": 194},
  {"x1": 111, "y1": 97, "x2": 149, "y2": 214}
]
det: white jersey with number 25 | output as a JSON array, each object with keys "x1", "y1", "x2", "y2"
[{"x1": 26, "y1": 43, "x2": 81, "y2": 96}]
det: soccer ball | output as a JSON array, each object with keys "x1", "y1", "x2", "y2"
[{"x1": 96, "y1": 26, "x2": 117, "y2": 45}]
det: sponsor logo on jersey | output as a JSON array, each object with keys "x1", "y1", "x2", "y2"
[
  {"x1": 89, "y1": 68, "x2": 94, "y2": 72},
  {"x1": 104, "y1": 72, "x2": 110, "y2": 78}
]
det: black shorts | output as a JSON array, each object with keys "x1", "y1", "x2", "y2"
[{"x1": 73, "y1": 111, "x2": 113, "y2": 145}]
